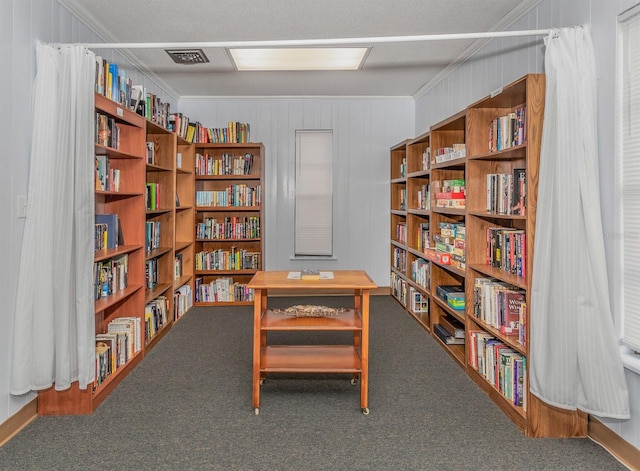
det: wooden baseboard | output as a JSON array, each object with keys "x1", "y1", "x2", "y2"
[
  {"x1": 589, "y1": 416, "x2": 640, "y2": 470},
  {"x1": 0, "y1": 399, "x2": 38, "y2": 447}
]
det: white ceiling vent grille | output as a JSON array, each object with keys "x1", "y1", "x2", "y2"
[{"x1": 165, "y1": 49, "x2": 209, "y2": 65}]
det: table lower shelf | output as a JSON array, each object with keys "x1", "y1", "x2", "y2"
[{"x1": 260, "y1": 345, "x2": 361, "y2": 373}]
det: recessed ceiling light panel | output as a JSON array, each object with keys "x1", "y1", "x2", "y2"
[{"x1": 228, "y1": 47, "x2": 369, "y2": 71}]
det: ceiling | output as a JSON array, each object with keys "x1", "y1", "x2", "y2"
[{"x1": 60, "y1": 0, "x2": 539, "y2": 98}]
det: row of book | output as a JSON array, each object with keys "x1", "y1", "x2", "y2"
[
  {"x1": 146, "y1": 220, "x2": 161, "y2": 253},
  {"x1": 409, "y1": 286, "x2": 429, "y2": 315},
  {"x1": 486, "y1": 169, "x2": 526, "y2": 216},
  {"x1": 468, "y1": 331, "x2": 526, "y2": 408},
  {"x1": 145, "y1": 183, "x2": 162, "y2": 211},
  {"x1": 398, "y1": 188, "x2": 406, "y2": 211},
  {"x1": 395, "y1": 221, "x2": 407, "y2": 245},
  {"x1": 416, "y1": 222, "x2": 429, "y2": 251},
  {"x1": 146, "y1": 142, "x2": 156, "y2": 165},
  {"x1": 489, "y1": 106, "x2": 526, "y2": 153},
  {"x1": 473, "y1": 278, "x2": 526, "y2": 344},
  {"x1": 422, "y1": 147, "x2": 431, "y2": 170},
  {"x1": 433, "y1": 314, "x2": 465, "y2": 345},
  {"x1": 96, "y1": 112, "x2": 121, "y2": 150},
  {"x1": 195, "y1": 249, "x2": 261, "y2": 271},
  {"x1": 393, "y1": 247, "x2": 407, "y2": 273},
  {"x1": 145, "y1": 296, "x2": 169, "y2": 343},
  {"x1": 96, "y1": 58, "x2": 254, "y2": 145},
  {"x1": 174, "y1": 285, "x2": 193, "y2": 321},
  {"x1": 145, "y1": 258, "x2": 159, "y2": 289},
  {"x1": 433, "y1": 143, "x2": 466, "y2": 164},
  {"x1": 195, "y1": 185, "x2": 262, "y2": 207},
  {"x1": 195, "y1": 276, "x2": 254, "y2": 303},
  {"x1": 390, "y1": 272, "x2": 408, "y2": 307},
  {"x1": 95, "y1": 213, "x2": 123, "y2": 251},
  {"x1": 487, "y1": 227, "x2": 526, "y2": 278},
  {"x1": 417, "y1": 183, "x2": 430, "y2": 210},
  {"x1": 95, "y1": 58, "x2": 132, "y2": 110},
  {"x1": 432, "y1": 179, "x2": 466, "y2": 209},
  {"x1": 184, "y1": 121, "x2": 251, "y2": 144},
  {"x1": 95, "y1": 316, "x2": 142, "y2": 388},
  {"x1": 410, "y1": 258, "x2": 429, "y2": 290},
  {"x1": 95, "y1": 155, "x2": 120, "y2": 192},
  {"x1": 399, "y1": 157, "x2": 407, "y2": 178},
  {"x1": 436, "y1": 284, "x2": 465, "y2": 311},
  {"x1": 195, "y1": 216, "x2": 261, "y2": 240},
  {"x1": 434, "y1": 222, "x2": 466, "y2": 270},
  {"x1": 175, "y1": 253, "x2": 183, "y2": 279},
  {"x1": 94, "y1": 254, "x2": 128, "y2": 300},
  {"x1": 195, "y1": 152, "x2": 254, "y2": 176}
]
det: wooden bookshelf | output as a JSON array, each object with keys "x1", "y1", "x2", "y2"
[
  {"x1": 39, "y1": 93, "x2": 147, "y2": 415},
  {"x1": 144, "y1": 120, "x2": 177, "y2": 348},
  {"x1": 194, "y1": 142, "x2": 264, "y2": 306},
  {"x1": 174, "y1": 136, "x2": 195, "y2": 321},
  {"x1": 389, "y1": 74, "x2": 587, "y2": 437}
]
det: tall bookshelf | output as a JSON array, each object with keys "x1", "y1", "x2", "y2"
[
  {"x1": 403, "y1": 133, "x2": 432, "y2": 327},
  {"x1": 390, "y1": 74, "x2": 587, "y2": 437},
  {"x1": 390, "y1": 139, "x2": 409, "y2": 307},
  {"x1": 144, "y1": 121, "x2": 177, "y2": 348},
  {"x1": 429, "y1": 110, "x2": 467, "y2": 367},
  {"x1": 174, "y1": 136, "x2": 195, "y2": 321},
  {"x1": 39, "y1": 93, "x2": 147, "y2": 414},
  {"x1": 194, "y1": 143, "x2": 264, "y2": 306}
]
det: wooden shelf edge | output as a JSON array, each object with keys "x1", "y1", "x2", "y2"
[
  {"x1": 261, "y1": 345, "x2": 361, "y2": 372},
  {"x1": 195, "y1": 301, "x2": 254, "y2": 306},
  {"x1": 95, "y1": 285, "x2": 143, "y2": 313}
]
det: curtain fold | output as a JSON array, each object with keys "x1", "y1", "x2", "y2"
[
  {"x1": 11, "y1": 42, "x2": 95, "y2": 394},
  {"x1": 530, "y1": 26, "x2": 630, "y2": 418}
]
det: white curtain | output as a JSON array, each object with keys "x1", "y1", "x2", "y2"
[
  {"x1": 530, "y1": 27, "x2": 630, "y2": 418},
  {"x1": 11, "y1": 43, "x2": 96, "y2": 394}
]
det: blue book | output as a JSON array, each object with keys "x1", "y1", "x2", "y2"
[{"x1": 95, "y1": 213, "x2": 121, "y2": 249}]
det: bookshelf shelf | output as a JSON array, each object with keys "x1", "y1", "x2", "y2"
[
  {"x1": 390, "y1": 74, "x2": 587, "y2": 437},
  {"x1": 194, "y1": 142, "x2": 264, "y2": 305}
]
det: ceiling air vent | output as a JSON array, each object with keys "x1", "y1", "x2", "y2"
[{"x1": 165, "y1": 49, "x2": 209, "y2": 65}]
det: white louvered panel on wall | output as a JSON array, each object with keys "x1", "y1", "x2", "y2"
[
  {"x1": 294, "y1": 130, "x2": 333, "y2": 256},
  {"x1": 621, "y1": 5, "x2": 640, "y2": 352}
]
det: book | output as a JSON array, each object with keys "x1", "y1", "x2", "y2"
[
  {"x1": 433, "y1": 323, "x2": 465, "y2": 345},
  {"x1": 439, "y1": 314, "x2": 465, "y2": 338},
  {"x1": 436, "y1": 284, "x2": 464, "y2": 303},
  {"x1": 500, "y1": 290, "x2": 526, "y2": 336},
  {"x1": 512, "y1": 168, "x2": 526, "y2": 215},
  {"x1": 301, "y1": 269, "x2": 320, "y2": 280},
  {"x1": 95, "y1": 213, "x2": 123, "y2": 249}
]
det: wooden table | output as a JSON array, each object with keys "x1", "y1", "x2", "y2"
[{"x1": 247, "y1": 270, "x2": 377, "y2": 415}]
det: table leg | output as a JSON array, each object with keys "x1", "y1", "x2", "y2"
[
  {"x1": 252, "y1": 289, "x2": 263, "y2": 413},
  {"x1": 360, "y1": 289, "x2": 370, "y2": 413}
]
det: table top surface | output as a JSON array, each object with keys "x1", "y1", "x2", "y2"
[{"x1": 247, "y1": 270, "x2": 377, "y2": 290}]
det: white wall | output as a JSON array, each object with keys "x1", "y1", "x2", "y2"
[
  {"x1": 414, "y1": 0, "x2": 640, "y2": 452},
  {"x1": 0, "y1": 0, "x2": 178, "y2": 430},
  {"x1": 179, "y1": 97, "x2": 414, "y2": 286}
]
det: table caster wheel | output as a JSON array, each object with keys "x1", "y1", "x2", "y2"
[
  {"x1": 350, "y1": 378, "x2": 358, "y2": 385},
  {"x1": 254, "y1": 408, "x2": 260, "y2": 415},
  {"x1": 361, "y1": 408, "x2": 369, "y2": 415}
]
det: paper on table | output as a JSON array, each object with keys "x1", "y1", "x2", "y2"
[{"x1": 287, "y1": 271, "x2": 334, "y2": 280}]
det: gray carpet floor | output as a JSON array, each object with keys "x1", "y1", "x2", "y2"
[{"x1": 0, "y1": 296, "x2": 628, "y2": 470}]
